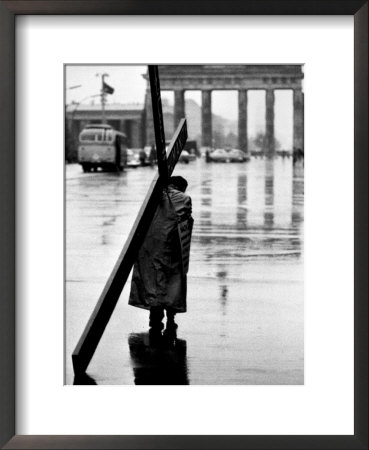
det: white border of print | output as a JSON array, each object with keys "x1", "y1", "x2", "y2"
[{"x1": 16, "y1": 15, "x2": 354, "y2": 435}]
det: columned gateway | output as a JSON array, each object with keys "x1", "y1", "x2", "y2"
[
  {"x1": 293, "y1": 88, "x2": 304, "y2": 152},
  {"x1": 174, "y1": 90, "x2": 185, "y2": 130},
  {"x1": 238, "y1": 90, "x2": 248, "y2": 153},
  {"x1": 265, "y1": 89, "x2": 275, "y2": 155},
  {"x1": 143, "y1": 65, "x2": 304, "y2": 153},
  {"x1": 201, "y1": 90, "x2": 212, "y2": 147}
]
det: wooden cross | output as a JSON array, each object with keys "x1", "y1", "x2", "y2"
[{"x1": 72, "y1": 66, "x2": 187, "y2": 375}]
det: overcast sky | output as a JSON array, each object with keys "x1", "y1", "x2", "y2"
[{"x1": 66, "y1": 65, "x2": 293, "y2": 148}]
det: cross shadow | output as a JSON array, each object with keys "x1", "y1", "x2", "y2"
[
  {"x1": 128, "y1": 332, "x2": 189, "y2": 385},
  {"x1": 73, "y1": 372, "x2": 97, "y2": 385}
]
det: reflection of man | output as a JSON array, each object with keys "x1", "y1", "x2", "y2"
[
  {"x1": 128, "y1": 332, "x2": 189, "y2": 385},
  {"x1": 129, "y1": 176, "x2": 193, "y2": 339}
]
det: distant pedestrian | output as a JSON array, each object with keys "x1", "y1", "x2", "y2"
[
  {"x1": 149, "y1": 144, "x2": 156, "y2": 166},
  {"x1": 293, "y1": 147, "x2": 304, "y2": 166},
  {"x1": 138, "y1": 149, "x2": 146, "y2": 166},
  {"x1": 128, "y1": 176, "x2": 193, "y2": 342},
  {"x1": 205, "y1": 148, "x2": 210, "y2": 163}
]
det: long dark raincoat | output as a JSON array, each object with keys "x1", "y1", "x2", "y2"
[{"x1": 128, "y1": 184, "x2": 193, "y2": 313}]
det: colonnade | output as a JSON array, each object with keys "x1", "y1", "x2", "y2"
[
  {"x1": 169, "y1": 88, "x2": 304, "y2": 154},
  {"x1": 144, "y1": 65, "x2": 304, "y2": 153}
]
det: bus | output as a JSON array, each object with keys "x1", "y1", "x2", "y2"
[{"x1": 78, "y1": 124, "x2": 128, "y2": 172}]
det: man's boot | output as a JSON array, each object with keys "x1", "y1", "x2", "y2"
[
  {"x1": 163, "y1": 309, "x2": 178, "y2": 344},
  {"x1": 149, "y1": 306, "x2": 164, "y2": 344}
]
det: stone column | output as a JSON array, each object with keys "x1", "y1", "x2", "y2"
[
  {"x1": 119, "y1": 119, "x2": 126, "y2": 134},
  {"x1": 130, "y1": 120, "x2": 140, "y2": 148},
  {"x1": 66, "y1": 114, "x2": 73, "y2": 134},
  {"x1": 265, "y1": 89, "x2": 275, "y2": 155},
  {"x1": 144, "y1": 87, "x2": 155, "y2": 147},
  {"x1": 174, "y1": 90, "x2": 185, "y2": 130},
  {"x1": 201, "y1": 90, "x2": 212, "y2": 147},
  {"x1": 238, "y1": 89, "x2": 248, "y2": 153},
  {"x1": 65, "y1": 114, "x2": 74, "y2": 161},
  {"x1": 293, "y1": 88, "x2": 304, "y2": 152},
  {"x1": 124, "y1": 120, "x2": 131, "y2": 147}
]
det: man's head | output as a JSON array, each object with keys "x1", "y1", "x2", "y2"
[{"x1": 169, "y1": 176, "x2": 188, "y2": 193}]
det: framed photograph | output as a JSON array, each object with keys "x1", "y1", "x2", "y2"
[{"x1": 0, "y1": 1, "x2": 367, "y2": 449}]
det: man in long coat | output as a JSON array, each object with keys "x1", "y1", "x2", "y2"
[{"x1": 129, "y1": 176, "x2": 193, "y2": 337}]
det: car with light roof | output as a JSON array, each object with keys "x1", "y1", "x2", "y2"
[
  {"x1": 229, "y1": 149, "x2": 250, "y2": 162},
  {"x1": 209, "y1": 148, "x2": 229, "y2": 162},
  {"x1": 126, "y1": 149, "x2": 140, "y2": 168}
]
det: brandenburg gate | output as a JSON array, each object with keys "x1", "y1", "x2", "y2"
[{"x1": 144, "y1": 65, "x2": 304, "y2": 154}]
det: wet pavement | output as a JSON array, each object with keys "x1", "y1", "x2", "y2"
[{"x1": 66, "y1": 157, "x2": 304, "y2": 385}]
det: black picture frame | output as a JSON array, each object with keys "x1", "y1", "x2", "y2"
[{"x1": 0, "y1": 1, "x2": 367, "y2": 449}]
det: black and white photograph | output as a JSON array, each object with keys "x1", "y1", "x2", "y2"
[{"x1": 65, "y1": 64, "x2": 304, "y2": 385}]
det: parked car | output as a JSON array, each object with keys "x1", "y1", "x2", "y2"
[
  {"x1": 179, "y1": 150, "x2": 190, "y2": 163},
  {"x1": 126, "y1": 149, "x2": 140, "y2": 168},
  {"x1": 187, "y1": 151, "x2": 197, "y2": 162},
  {"x1": 229, "y1": 149, "x2": 250, "y2": 162},
  {"x1": 165, "y1": 141, "x2": 195, "y2": 164},
  {"x1": 209, "y1": 148, "x2": 229, "y2": 162},
  {"x1": 138, "y1": 148, "x2": 148, "y2": 166},
  {"x1": 184, "y1": 140, "x2": 200, "y2": 157}
]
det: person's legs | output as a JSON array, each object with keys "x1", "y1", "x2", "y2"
[
  {"x1": 165, "y1": 308, "x2": 178, "y2": 331},
  {"x1": 149, "y1": 306, "x2": 164, "y2": 346},
  {"x1": 149, "y1": 306, "x2": 164, "y2": 331},
  {"x1": 163, "y1": 309, "x2": 178, "y2": 344}
]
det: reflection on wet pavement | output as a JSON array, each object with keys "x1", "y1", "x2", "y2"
[
  {"x1": 128, "y1": 332, "x2": 189, "y2": 385},
  {"x1": 66, "y1": 158, "x2": 304, "y2": 385}
]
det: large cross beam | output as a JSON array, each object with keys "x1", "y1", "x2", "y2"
[{"x1": 72, "y1": 66, "x2": 187, "y2": 375}]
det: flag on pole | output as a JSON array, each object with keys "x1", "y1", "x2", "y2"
[{"x1": 103, "y1": 81, "x2": 114, "y2": 95}]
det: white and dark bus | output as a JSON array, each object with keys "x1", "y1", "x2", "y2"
[{"x1": 78, "y1": 124, "x2": 128, "y2": 172}]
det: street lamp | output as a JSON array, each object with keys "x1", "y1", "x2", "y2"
[{"x1": 68, "y1": 84, "x2": 82, "y2": 90}]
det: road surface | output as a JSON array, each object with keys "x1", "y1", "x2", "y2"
[{"x1": 66, "y1": 156, "x2": 304, "y2": 385}]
